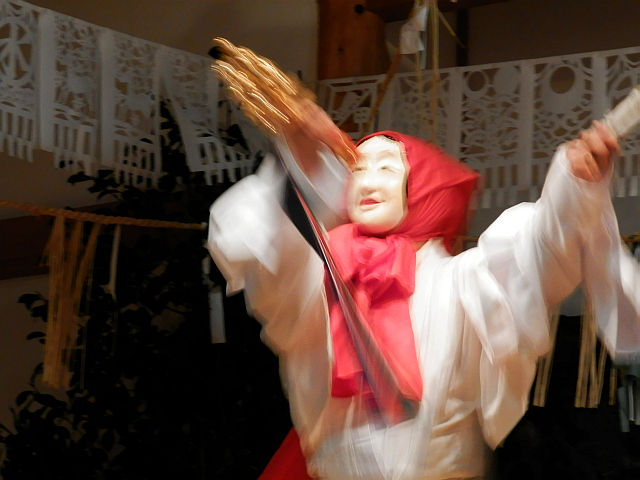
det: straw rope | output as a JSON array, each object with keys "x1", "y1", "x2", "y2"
[
  {"x1": 574, "y1": 298, "x2": 609, "y2": 408},
  {"x1": 44, "y1": 216, "x2": 66, "y2": 387},
  {"x1": 532, "y1": 309, "x2": 560, "y2": 407},
  {"x1": 363, "y1": 47, "x2": 402, "y2": 134},
  {"x1": 1, "y1": 195, "x2": 203, "y2": 389},
  {"x1": 428, "y1": 0, "x2": 439, "y2": 143},
  {"x1": 0, "y1": 199, "x2": 205, "y2": 230},
  {"x1": 43, "y1": 220, "x2": 103, "y2": 388}
]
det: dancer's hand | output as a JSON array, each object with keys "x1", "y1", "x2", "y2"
[
  {"x1": 567, "y1": 120, "x2": 620, "y2": 182},
  {"x1": 280, "y1": 98, "x2": 357, "y2": 175}
]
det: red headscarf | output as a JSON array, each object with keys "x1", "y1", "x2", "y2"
[{"x1": 328, "y1": 131, "x2": 479, "y2": 422}]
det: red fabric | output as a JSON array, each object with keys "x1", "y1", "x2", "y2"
[
  {"x1": 258, "y1": 429, "x2": 312, "y2": 480},
  {"x1": 327, "y1": 131, "x2": 479, "y2": 421},
  {"x1": 327, "y1": 224, "x2": 421, "y2": 422}
]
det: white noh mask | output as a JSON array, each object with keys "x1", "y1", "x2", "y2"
[{"x1": 347, "y1": 136, "x2": 408, "y2": 235}]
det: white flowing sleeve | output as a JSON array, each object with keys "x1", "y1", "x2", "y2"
[
  {"x1": 206, "y1": 155, "x2": 328, "y2": 354},
  {"x1": 458, "y1": 145, "x2": 640, "y2": 448}
]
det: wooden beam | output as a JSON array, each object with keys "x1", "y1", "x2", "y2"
[
  {"x1": 0, "y1": 203, "x2": 116, "y2": 281},
  {"x1": 318, "y1": 0, "x2": 390, "y2": 79}
]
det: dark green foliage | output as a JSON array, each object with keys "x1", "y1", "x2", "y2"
[{"x1": 0, "y1": 101, "x2": 290, "y2": 479}]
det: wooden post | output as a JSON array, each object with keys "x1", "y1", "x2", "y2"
[{"x1": 317, "y1": 0, "x2": 390, "y2": 80}]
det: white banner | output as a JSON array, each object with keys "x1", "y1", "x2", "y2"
[{"x1": 0, "y1": 0, "x2": 259, "y2": 186}]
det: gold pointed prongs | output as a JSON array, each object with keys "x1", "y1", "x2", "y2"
[
  {"x1": 210, "y1": 37, "x2": 313, "y2": 133},
  {"x1": 210, "y1": 37, "x2": 356, "y2": 164}
]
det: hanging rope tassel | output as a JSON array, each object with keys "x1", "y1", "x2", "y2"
[
  {"x1": 43, "y1": 218, "x2": 103, "y2": 389},
  {"x1": 575, "y1": 303, "x2": 593, "y2": 407},
  {"x1": 43, "y1": 215, "x2": 66, "y2": 387},
  {"x1": 532, "y1": 308, "x2": 560, "y2": 407},
  {"x1": 428, "y1": 0, "x2": 439, "y2": 143},
  {"x1": 107, "y1": 225, "x2": 121, "y2": 356},
  {"x1": 106, "y1": 225, "x2": 121, "y2": 300},
  {"x1": 575, "y1": 299, "x2": 609, "y2": 408},
  {"x1": 363, "y1": 0, "x2": 451, "y2": 140},
  {"x1": 610, "y1": 366, "x2": 618, "y2": 406},
  {"x1": 75, "y1": 223, "x2": 103, "y2": 390}
]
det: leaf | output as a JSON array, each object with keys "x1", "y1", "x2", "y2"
[
  {"x1": 15, "y1": 390, "x2": 33, "y2": 408},
  {"x1": 52, "y1": 425, "x2": 71, "y2": 443},
  {"x1": 157, "y1": 175, "x2": 177, "y2": 192},
  {"x1": 97, "y1": 189, "x2": 119, "y2": 199},
  {"x1": 26, "y1": 331, "x2": 45, "y2": 341},
  {"x1": 67, "y1": 172, "x2": 92, "y2": 184},
  {"x1": 101, "y1": 429, "x2": 115, "y2": 451},
  {"x1": 30, "y1": 304, "x2": 48, "y2": 321},
  {"x1": 45, "y1": 406, "x2": 66, "y2": 422},
  {"x1": 33, "y1": 393, "x2": 66, "y2": 409},
  {"x1": 29, "y1": 363, "x2": 43, "y2": 386},
  {"x1": 17, "y1": 293, "x2": 42, "y2": 310},
  {"x1": 97, "y1": 169, "x2": 114, "y2": 179}
]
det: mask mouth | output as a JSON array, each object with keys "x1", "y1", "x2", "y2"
[{"x1": 360, "y1": 198, "x2": 381, "y2": 206}]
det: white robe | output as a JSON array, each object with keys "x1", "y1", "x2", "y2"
[{"x1": 207, "y1": 145, "x2": 640, "y2": 480}]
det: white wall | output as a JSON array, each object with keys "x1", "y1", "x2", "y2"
[{"x1": 469, "y1": 0, "x2": 640, "y2": 65}]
